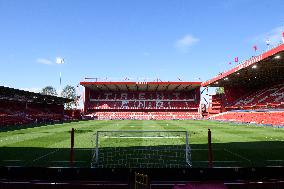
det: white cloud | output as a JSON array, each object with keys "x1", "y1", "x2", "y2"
[
  {"x1": 36, "y1": 58, "x2": 53, "y2": 65},
  {"x1": 252, "y1": 26, "x2": 284, "y2": 46},
  {"x1": 175, "y1": 34, "x2": 199, "y2": 53}
]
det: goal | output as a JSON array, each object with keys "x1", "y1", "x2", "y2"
[{"x1": 91, "y1": 130, "x2": 191, "y2": 168}]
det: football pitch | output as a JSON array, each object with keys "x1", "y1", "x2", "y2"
[{"x1": 0, "y1": 120, "x2": 283, "y2": 168}]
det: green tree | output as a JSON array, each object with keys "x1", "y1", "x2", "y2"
[
  {"x1": 215, "y1": 87, "x2": 224, "y2": 94},
  {"x1": 41, "y1": 86, "x2": 58, "y2": 96},
  {"x1": 61, "y1": 85, "x2": 77, "y2": 109}
]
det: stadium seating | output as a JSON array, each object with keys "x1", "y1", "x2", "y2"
[
  {"x1": 87, "y1": 101, "x2": 199, "y2": 110},
  {"x1": 226, "y1": 83, "x2": 284, "y2": 110},
  {"x1": 87, "y1": 91, "x2": 199, "y2": 110},
  {"x1": 89, "y1": 111, "x2": 201, "y2": 120},
  {"x1": 84, "y1": 89, "x2": 201, "y2": 120},
  {"x1": 208, "y1": 94, "x2": 224, "y2": 115},
  {"x1": 0, "y1": 100, "x2": 65, "y2": 126},
  {"x1": 209, "y1": 111, "x2": 284, "y2": 126}
]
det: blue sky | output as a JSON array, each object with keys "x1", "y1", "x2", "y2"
[{"x1": 0, "y1": 0, "x2": 284, "y2": 93}]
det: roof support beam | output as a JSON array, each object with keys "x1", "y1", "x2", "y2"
[
  {"x1": 114, "y1": 84, "x2": 121, "y2": 91},
  {"x1": 125, "y1": 85, "x2": 130, "y2": 92},
  {"x1": 155, "y1": 84, "x2": 160, "y2": 92},
  {"x1": 164, "y1": 84, "x2": 171, "y2": 92},
  {"x1": 103, "y1": 84, "x2": 112, "y2": 91},
  {"x1": 182, "y1": 84, "x2": 192, "y2": 92},
  {"x1": 173, "y1": 84, "x2": 182, "y2": 91},
  {"x1": 200, "y1": 87, "x2": 207, "y2": 94}
]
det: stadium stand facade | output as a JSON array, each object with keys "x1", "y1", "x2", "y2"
[
  {"x1": 203, "y1": 43, "x2": 284, "y2": 126},
  {"x1": 210, "y1": 111, "x2": 284, "y2": 125},
  {"x1": 80, "y1": 81, "x2": 202, "y2": 120},
  {"x1": 0, "y1": 86, "x2": 72, "y2": 126}
]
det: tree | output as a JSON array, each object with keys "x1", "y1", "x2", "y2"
[
  {"x1": 41, "y1": 86, "x2": 58, "y2": 96},
  {"x1": 61, "y1": 85, "x2": 77, "y2": 109},
  {"x1": 215, "y1": 87, "x2": 224, "y2": 94}
]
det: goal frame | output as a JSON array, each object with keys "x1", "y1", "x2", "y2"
[{"x1": 92, "y1": 130, "x2": 191, "y2": 167}]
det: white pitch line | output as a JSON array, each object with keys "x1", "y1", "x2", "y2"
[
  {"x1": 224, "y1": 148, "x2": 251, "y2": 163},
  {"x1": 32, "y1": 148, "x2": 60, "y2": 162},
  {"x1": 102, "y1": 136, "x2": 183, "y2": 139}
]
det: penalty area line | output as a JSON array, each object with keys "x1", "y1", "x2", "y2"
[
  {"x1": 32, "y1": 148, "x2": 60, "y2": 162},
  {"x1": 224, "y1": 148, "x2": 252, "y2": 163}
]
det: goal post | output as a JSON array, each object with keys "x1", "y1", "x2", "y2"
[{"x1": 91, "y1": 130, "x2": 191, "y2": 168}]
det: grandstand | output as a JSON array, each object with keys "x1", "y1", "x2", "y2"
[
  {"x1": 0, "y1": 86, "x2": 72, "y2": 126},
  {"x1": 80, "y1": 81, "x2": 202, "y2": 120},
  {"x1": 203, "y1": 43, "x2": 284, "y2": 126}
]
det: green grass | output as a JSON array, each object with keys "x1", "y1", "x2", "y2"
[{"x1": 0, "y1": 120, "x2": 284, "y2": 168}]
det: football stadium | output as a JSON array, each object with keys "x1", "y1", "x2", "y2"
[
  {"x1": 1, "y1": 1, "x2": 284, "y2": 188},
  {"x1": 0, "y1": 42, "x2": 283, "y2": 188}
]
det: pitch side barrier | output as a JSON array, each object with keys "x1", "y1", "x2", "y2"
[
  {"x1": 0, "y1": 167, "x2": 284, "y2": 189},
  {"x1": 0, "y1": 119, "x2": 85, "y2": 132}
]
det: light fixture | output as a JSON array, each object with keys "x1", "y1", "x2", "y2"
[
  {"x1": 252, "y1": 65, "x2": 257, "y2": 69},
  {"x1": 237, "y1": 73, "x2": 240, "y2": 75},
  {"x1": 275, "y1": 55, "x2": 281, "y2": 59}
]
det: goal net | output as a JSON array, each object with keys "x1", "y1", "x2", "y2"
[{"x1": 91, "y1": 130, "x2": 191, "y2": 168}]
